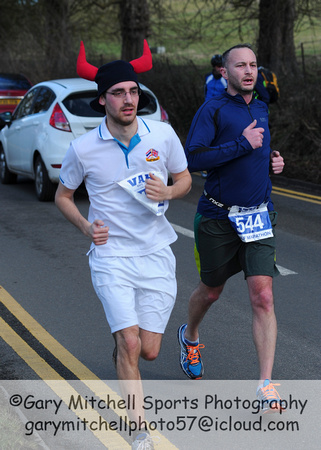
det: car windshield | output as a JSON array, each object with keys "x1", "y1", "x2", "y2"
[
  {"x1": 0, "y1": 74, "x2": 32, "y2": 90},
  {"x1": 63, "y1": 89, "x2": 157, "y2": 118},
  {"x1": 137, "y1": 91, "x2": 157, "y2": 116},
  {"x1": 63, "y1": 92, "x2": 105, "y2": 117}
]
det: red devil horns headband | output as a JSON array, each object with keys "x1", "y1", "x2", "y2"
[
  {"x1": 130, "y1": 40, "x2": 153, "y2": 73},
  {"x1": 77, "y1": 39, "x2": 152, "y2": 81}
]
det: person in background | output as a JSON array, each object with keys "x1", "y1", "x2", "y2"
[
  {"x1": 201, "y1": 54, "x2": 228, "y2": 179},
  {"x1": 204, "y1": 54, "x2": 227, "y2": 102},
  {"x1": 178, "y1": 43, "x2": 285, "y2": 414},
  {"x1": 254, "y1": 69, "x2": 270, "y2": 106}
]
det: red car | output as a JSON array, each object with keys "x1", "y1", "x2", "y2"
[{"x1": 0, "y1": 73, "x2": 32, "y2": 114}]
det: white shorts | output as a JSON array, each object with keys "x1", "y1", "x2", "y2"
[{"x1": 89, "y1": 246, "x2": 177, "y2": 334}]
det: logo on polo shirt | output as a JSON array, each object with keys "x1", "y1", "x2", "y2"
[{"x1": 146, "y1": 148, "x2": 160, "y2": 162}]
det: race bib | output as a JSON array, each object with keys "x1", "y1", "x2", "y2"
[
  {"x1": 117, "y1": 171, "x2": 165, "y2": 216},
  {"x1": 228, "y1": 203, "x2": 273, "y2": 242}
]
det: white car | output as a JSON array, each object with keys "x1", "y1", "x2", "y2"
[{"x1": 0, "y1": 78, "x2": 169, "y2": 201}]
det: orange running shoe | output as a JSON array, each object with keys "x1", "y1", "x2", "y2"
[{"x1": 256, "y1": 379, "x2": 285, "y2": 413}]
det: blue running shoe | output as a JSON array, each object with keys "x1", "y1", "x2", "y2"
[
  {"x1": 177, "y1": 324, "x2": 204, "y2": 379},
  {"x1": 256, "y1": 379, "x2": 285, "y2": 414}
]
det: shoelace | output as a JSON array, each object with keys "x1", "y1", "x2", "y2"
[
  {"x1": 186, "y1": 343, "x2": 205, "y2": 365},
  {"x1": 259, "y1": 382, "x2": 281, "y2": 401}
]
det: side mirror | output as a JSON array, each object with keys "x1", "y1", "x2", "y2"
[{"x1": 0, "y1": 112, "x2": 13, "y2": 130}]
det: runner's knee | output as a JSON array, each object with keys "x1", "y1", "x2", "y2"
[
  {"x1": 202, "y1": 283, "x2": 223, "y2": 304},
  {"x1": 140, "y1": 334, "x2": 162, "y2": 361},
  {"x1": 251, "y1": 288, "x2": 274, "y2": 313},
  {"x1": 117, "y1": 329, "x2": 141, "y2": 358},
  {"x1": 140, "y1": 347, "x2": 160, "y2": 361}
]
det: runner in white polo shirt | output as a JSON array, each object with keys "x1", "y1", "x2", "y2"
[{"x1": 55, "y1": 40, "x2": 191, "y2": 447}]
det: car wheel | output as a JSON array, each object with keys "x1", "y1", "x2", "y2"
[
  {"x1": 34, "y1": 155, "x2": 56, "y2": 201},
  {"x1": 0, "y1": 146, "x2": 17, "y2": 184}
]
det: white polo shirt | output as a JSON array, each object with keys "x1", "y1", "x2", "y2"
[{"x1": 59, "y1": 116, "x2": 188, "y2": 257}]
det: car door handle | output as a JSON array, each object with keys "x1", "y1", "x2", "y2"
[
  {"x1": 14, "y1": 126, "x2": 21, "y2": 131},
  {"x1": 33, "y1": 121, "x2": 40, "y2": 126}
]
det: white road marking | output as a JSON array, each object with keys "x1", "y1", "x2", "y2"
[
  {"x1": 171, "y1": 223, "x2": 194, "y2": 238},
  {"x1": 171, "y1": 223, "x2": 298, "y2": 276},
  {"x1": 276, "y1": 265, "x2": 298, "y2": 276}
]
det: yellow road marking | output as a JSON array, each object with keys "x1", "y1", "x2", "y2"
[
  {"x1": 0, "y1": 316, "x2": 64, "y2": 380},
  {"x1": 0, "y1": 317, "x2": 130, "y2": 448},
  {"x1": 272, "y1": 186, "x2": 321, "y2": 205},
  {"x1": 0, "y1": 286, "x2": 99, "y2": 380},
  {"x1": 0, "y1": 286, "x2": 178, "y2": 449}
]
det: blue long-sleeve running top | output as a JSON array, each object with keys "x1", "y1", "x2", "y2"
[{"x1": 185, "y1": 91, "x2": 274, "y2": 219}]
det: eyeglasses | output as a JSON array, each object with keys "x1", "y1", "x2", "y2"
[{"x1": 106, "y1": 87, "x2": 141, "y2": 99}]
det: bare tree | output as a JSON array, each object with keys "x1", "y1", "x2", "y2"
[
  {"x1": 149, "y1": 0, "x2": 320, "y2": 77},
  {"x1": 257, "y1": 0, "x2": 298, "y2": 75},
  {"x1": 119, "y1": 0, "x2": 151, "y2": 60},
  {"x1": 41, "y1": 0, "x2": 74, "y2": 77},
  {"x1": 1, "y1": 0, "x2": 319, "y2": 78}
]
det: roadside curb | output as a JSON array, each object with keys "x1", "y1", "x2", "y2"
[{"x1": 270, "y1": 175, "x2": 321, "y2": 196}]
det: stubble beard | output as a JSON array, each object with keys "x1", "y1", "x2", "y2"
[
  {"x1": 231, "y1": 79, "x2": 254, "y2": 96},
  {"x1": 109, "y1": 104, "x2": 137, "y2": 127}
]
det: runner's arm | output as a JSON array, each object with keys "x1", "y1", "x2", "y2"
[{"x1": 55, "y1": 182, "x2": 109, "y2": 245}]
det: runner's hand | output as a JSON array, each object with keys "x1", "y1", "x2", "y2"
[
  {"x1": 90, "y1": 219, "x2": 109, "y2": 245},
  {"x1": 242, "y1": 120, "x2": 264, "y2": 149},
  {"x1": 145, "y1": 173, "x2": 168, "y2": 201},
  {"x1": 271, "y1": 150, "x2": 285, "y2": 174}
]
